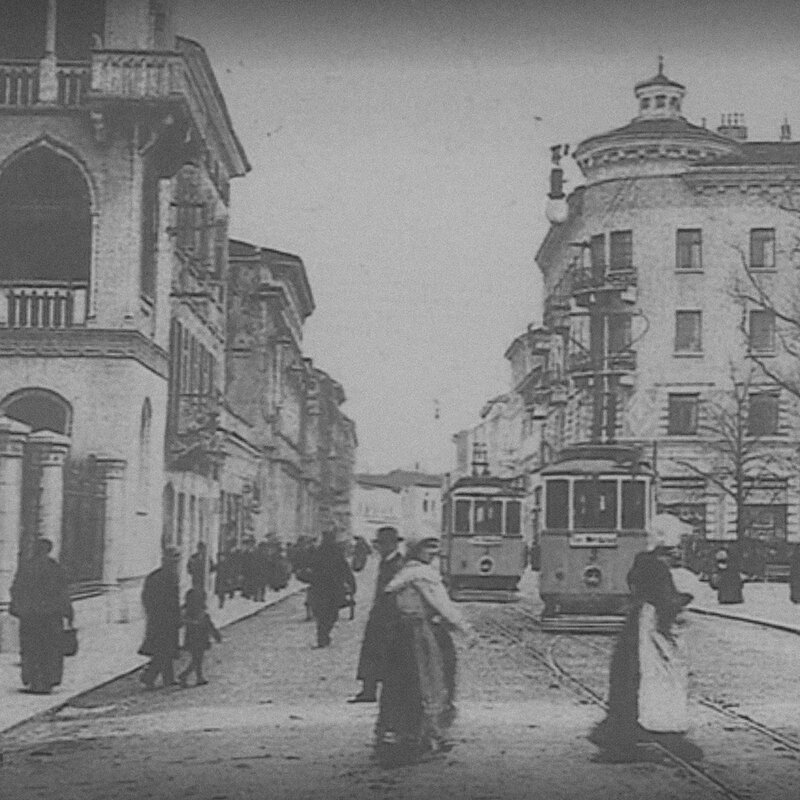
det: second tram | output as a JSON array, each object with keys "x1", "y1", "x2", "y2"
[
  {"x1": 537, "y1": 444, "x2": 654, "y2": 631},
  {"x1": 440, "y1": 474, "x2": 527, "y2": 602}
]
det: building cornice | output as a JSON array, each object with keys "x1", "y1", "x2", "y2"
[{"x1": 0, "y1": 329, "x2": 168, "y2": 377}]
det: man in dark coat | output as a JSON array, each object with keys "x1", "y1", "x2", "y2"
[
  {"x1": 9, "y1": 538, "x2": 73, "y2": 694},
  {"x1": 789, "y1": 546, "x2": 800, "y2": 603},
  {"x1": 349, "y1": 526, "x2": 404, "y2": 703},
  {"x1": 138, "y1": 548, "x2": 182, "y2": 688},
  {"x1": 308, "y1": 530, "x2": 356, "y2": 648},
  {"x1": 187, "y1": 541, "x2": 208, "y2": 591}
]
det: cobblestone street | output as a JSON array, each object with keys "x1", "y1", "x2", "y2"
[{"x1": 4, "y1": 567, "x2": 797, "y2": 800}]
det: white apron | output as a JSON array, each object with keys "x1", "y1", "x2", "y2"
[{"x1": 637, "y1": 602, "x2": 689, "y2": 733}]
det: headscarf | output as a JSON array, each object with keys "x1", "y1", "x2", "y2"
[{"x1": 648, "y1": 513, "x2": 686, "y2": 551}]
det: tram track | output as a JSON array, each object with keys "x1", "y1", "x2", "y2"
[{"x1": 475, "y1": 604, "x2": 800, "y2": 800}]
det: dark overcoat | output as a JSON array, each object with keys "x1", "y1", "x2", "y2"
[
  {"x1": 308, "y1": 540, "x2": 356, "y2": 612},
  {"x1": 356, "y1": 550, "x2": 404, "y2": 682},
  {"x1": 138, "y1": 567, "x2": 181, "y2": 659}
]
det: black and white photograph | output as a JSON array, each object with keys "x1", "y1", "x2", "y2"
[{"x1": 1, "y1": 1, "x2": 800, "y2": 798}]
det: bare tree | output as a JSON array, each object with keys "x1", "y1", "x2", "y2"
[{"x1": 674, "y1": 365, "x2": 794, "y2": 543}]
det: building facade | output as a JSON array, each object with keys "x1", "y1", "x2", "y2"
[
  {"x1": 0, "y1": 1, "x2": 356, "y2": 648},
  {"x1": 528, "y1": 63, "x2": 800, "y2": 559}
]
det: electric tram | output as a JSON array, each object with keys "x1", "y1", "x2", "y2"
[
  {"x1": 440, "y1": 471, "x2": 528, "y2": 602},
  {"x1": 536, "y1": 443, "x2": 654, "y2": 631}
]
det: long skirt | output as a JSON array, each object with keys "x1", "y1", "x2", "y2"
[
  {"x1": 375, "y1": 615, "x2": 454, "y2": 764},
  {"x1": 590, "y1": 602, "x2": 689, "y2": 756},
  {"x1": 20, "y1": 614, "x2": 65, "y2": 693}
]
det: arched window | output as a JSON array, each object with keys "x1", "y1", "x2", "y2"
[
  {"x1": 138, "y1": 399, "x2": 152, "y2": 510},
  {"x1": 0, "y1": 146, "x2": 92, "y2": 284},
  {"x1": 1, "y1": 387, "x2": 72, "y2": 434}
]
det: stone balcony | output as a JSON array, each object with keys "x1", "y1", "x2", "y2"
[{"x1": 0, "y1": 282, "x2": 88, "y2": 329}]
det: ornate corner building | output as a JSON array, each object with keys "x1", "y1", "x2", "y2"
[
  {"x1": 0, "y1": 1, "x2": 355, "y2": 648},
  {"x1": 459, "y1": 62, "x2": 800, "y2": 566}
]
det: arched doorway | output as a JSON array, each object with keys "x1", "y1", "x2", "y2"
[{"x1": 1, "y1": 387, "x2": 72, "y2": 435}]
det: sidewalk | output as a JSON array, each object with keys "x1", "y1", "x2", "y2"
[
  {"x1": 673, "y1": 567, "x2": 800, "y2": 634},
  {"x1": 0, "y1": 580, "x2": 304, "y2": 734}
]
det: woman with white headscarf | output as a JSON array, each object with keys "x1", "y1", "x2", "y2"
[
  {"x1": 374, "y1": 528, "x2": 476, "y2": 766},
  {"x1": 589, "y1": 514, "x2": 700, "y2": 762}
]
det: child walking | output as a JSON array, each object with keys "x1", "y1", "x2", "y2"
[{"x1": 178, "y1": 588, "x2": 222, "y2": 687}]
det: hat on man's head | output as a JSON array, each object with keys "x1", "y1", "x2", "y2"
[{"x1": 373, "y1": 526, "x2": 402, "y2": 544}]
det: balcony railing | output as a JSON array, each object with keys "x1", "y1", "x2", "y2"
[
  {"x1": 0, "y1": 52, "x2": 184, "y2": 109},
  {"x1": 568, "y1": 350, "x2": 636, "y2": 375},
  {"x1": 570, "y1": 266, "x2": 637, "y2": 296},
  {"x1": 0, "y1": 283, "x2": 88, "y2": 328},
  {"x1": 90, "y1": 50, "x2": 186, "y2": 100},
  {"x1": 57, "y1": 62, "x2": 90, "y2": 107},
  {"x1": 0, "y1": 60, "x2": 39, "y2": 106}
]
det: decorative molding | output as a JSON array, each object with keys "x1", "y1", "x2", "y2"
[{"x1": 0, "y1": 329, "x2": 168, "y2": 378}]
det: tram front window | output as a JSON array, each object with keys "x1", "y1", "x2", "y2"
[
  {"x1": 574, "y1": 480, "x2": 617, "y2": 530},
  {"x1": 505, "y1": 501, "x2": 521, "y2": 535},
  {"x1": 621, "y1": 480, "x2": 646, "y2": 529},
  {"x1": 454, "y1": 499, "x2": 471, "y2": 533},
  {"x1": 475, "y1": 499, "x2": 502, "y2": 534},
  {"x1": 545, "y1": 480, "x2": 569, "y2": 528}
]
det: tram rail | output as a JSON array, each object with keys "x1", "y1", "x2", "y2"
[{"x1": 473, "y1": 604, "x2": 800, "y2": 800}]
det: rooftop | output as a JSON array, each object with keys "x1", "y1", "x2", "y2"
[{"x1": 356, "y1": 470, "x2": 443, "y2": 492}]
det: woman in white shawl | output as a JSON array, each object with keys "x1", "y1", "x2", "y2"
[
  {"x1": 590, "y1": 514, "x2": 701, "y2": 762},
  {"x1": 375, "y1": 529, "x2": 475, "y2": 765}
]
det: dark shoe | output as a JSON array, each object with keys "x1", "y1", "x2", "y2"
[
  {"x1": 178, "y1": 675, "x2": 188, "y2": 689},
  {"x1": 196, "y1": 678, "x2": 209, "y2": 686},
  {"x1": 348, "y1": 692, "x2": 377, "y2": 703},
  {"x1": 139, "y1": 672, "x2": 155, "y2": 690}
]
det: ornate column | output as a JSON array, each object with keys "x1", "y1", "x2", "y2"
[
  {"x1": 0, "y1": 417, "x2": 31, "y2": 653},
  {"x1": 96, "y1": 456, "x2": 128, "y2": 622},
  {"x1": 39, "y1": 0, "x2": 59, "y2": 103},
  {"x1": 29, "y1": 430, "x2": 70, "y2": 558}
]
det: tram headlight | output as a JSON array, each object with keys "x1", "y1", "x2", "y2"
[{"x1": 582, "y1": 565, "x2": 602, "y2": 588}]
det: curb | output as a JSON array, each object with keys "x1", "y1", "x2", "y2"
[
  {"x1": 689, "y1": 605, "x2": 800, "y2": 636},
  {"x1": 0, "y1": 585, "x2": 305, "y2": 737}
]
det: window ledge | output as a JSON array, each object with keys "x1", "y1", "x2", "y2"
[
  {"x1": 675, "y1": 269, "x2": 703, "y2": 275},
  {"x1": 747, "y1": 267, "x2": 777, "y2": 274},
  {"x1": 748, "y1": 350, "x2": 777, "y2": 358},
  {"x1": 673, "y1": 351, "x2": 704, "y2": 358},
  {"x1": 666, "y1": 432, "x2": 699, "y2": 437}
]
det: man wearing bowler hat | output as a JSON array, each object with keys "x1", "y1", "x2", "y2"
[{"x1": 349, "y1": 526, "x2": 404, "y2": 703}]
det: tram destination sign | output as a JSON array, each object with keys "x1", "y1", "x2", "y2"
[{"x1": 568, "y1": 532, "x2": 618, "y2": 548}]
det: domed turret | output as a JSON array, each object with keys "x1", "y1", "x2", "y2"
[{"x1": 634, "y1": 56, "x2": 686, "y2": 120}]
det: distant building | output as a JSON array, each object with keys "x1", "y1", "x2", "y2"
[
  {"x1": 354, "y1": 470, "x2": 442, "y2": 541},
  {"x1": 486, "y1": 61, "x2": 800, "y2": 558}
]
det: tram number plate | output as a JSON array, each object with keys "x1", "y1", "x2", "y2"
[
  {"x1": 569, "y1": 533, "x2": 618, "y2": 548},
  {"x1": 471, "y1": 536, "x2": 503, "y2": 547}
]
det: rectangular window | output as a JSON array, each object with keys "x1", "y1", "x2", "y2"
[
  {"x1": 608, "y1": 315, "x2": 632, "y2": 353},
  {"x1": 609, "y1": 230, "x2": 633, "y2": 270},
  {"x1": 668, "y1": 394, "x2": 699, "y2": 435},
  {"x1": 676, "y1": 228, "x2": 702, "y2": 270},
  {"x1": 176, "y1": 492, "x2": 185, "y2": 546},
  {"x1": 454, "y1": 499, "x2": 471, "y2": 534},
  {"x1": 573, "y1": 480, "x2": 617, "y2": 530},
  {"x1": 750, "y1": 228, "x2": 776, "y2": 270},
  {"x1": 748, "y1": 392, "x2": 779, "y2": 436},
  {"x1": 56, "y1": 0, "x2": 105, "y2": 61},
  {"x1": 590, "y1": 233, "x2": 606, "y2": 279},
  {"x1": 621, "y1": 481, "x2": 646, "y2": 529},
  {"x1": 742, "y1": 505, "x2": 787, "y2": 541},
  {"x1": 675, "y1": 310, "x2": 702, "y2": 353},
  {"x1": 0, "y1": 0, "x2": 47, "y2": 59},
  {"x1": 505, "y1": 501, "x2": 521, "y2": 536},
  {"x1": 474, "y1": 499, "x2": 502, "y2": 534},
  {"x1": 749, "y1": 310, "x2": 775, "y2": 353},
  {"x1": 545, "y1": 480, "x2": 569, "y2": 529}
]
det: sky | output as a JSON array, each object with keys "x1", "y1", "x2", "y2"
[{"x1": 174, "y1": 0, "x2": 800, "y2": 473}]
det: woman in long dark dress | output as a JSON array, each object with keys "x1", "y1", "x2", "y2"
[
  {"x1": 375, "y1": 530, "x2": 475, "y2": 765},
  {"x1": 9, "y1": 538, "x2": 74, "y2": 694},
  {"x1": 590, "y1": 517, "x2": 699, "y2": 762}
]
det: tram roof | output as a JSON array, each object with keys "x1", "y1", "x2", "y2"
[
  {"x1": 540, "y1": 458, "x2": 653, "y2": 477},
  {"x1": 449, "y1": 474, "x2": 525, "y2": 494}
]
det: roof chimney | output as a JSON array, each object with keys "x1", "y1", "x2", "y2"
[
  {"x1": 781, "y1": 117, "x2": 792, "y2": 142},
  {"x1": 717, "y1": 112, "x2": 748, "y2": 141}
]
